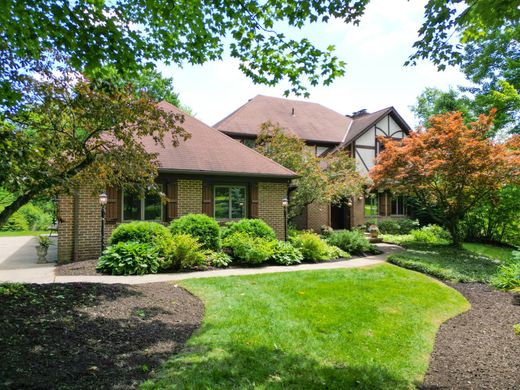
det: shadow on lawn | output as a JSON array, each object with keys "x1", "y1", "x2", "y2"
[
  {"x1": 146, "y1": 343, "x2": 414, "y2": 389},
  {"x1": 0, "y1": 282, "x2": 203, "y2": 389}
]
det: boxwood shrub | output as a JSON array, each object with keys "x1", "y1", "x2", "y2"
[
  {"x1": 97, "y1": 241, "x2": 161, "y2": 275},
  {"x1": 222, "y1": 218, "x2": 276, "y2": 240},
  {"x1": 170, "y1": 214, "x2": 221, "y2": 250},
  {"x1": 109, "y1": 221, "x2": 171, "y2": 245}
]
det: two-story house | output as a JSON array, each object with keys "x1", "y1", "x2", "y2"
[{"x1": 214, "y1": 95, "x2": 411, "y2": 231}]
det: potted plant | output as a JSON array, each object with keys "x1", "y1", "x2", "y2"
[
  {"x1": 368, "y1": 224, "x2": 379, "y2": 238},
  {"x1": 36, "y1": 235, "x2": 51, "y2": 264}
]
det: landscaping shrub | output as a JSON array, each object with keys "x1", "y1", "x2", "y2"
[
  {"x1": 222, "y1": 218, "x2": 276, "y2": 240},
  {"x1": 270, "y1": 241, "x2": 303, "y2": 265},
  {"x1": 223, "y1": 232, "x2": 275, "y2": 265},
  {"x1": 97, "y1": 242, "x2": 161, "y2": 275},
  {"x1": 170, "y1": 214, "x2": 221, "y2": 250},
  {"x1": 397, "y1": 218, "x2": 420, "y2": 234},
  {"x1": 325, "y1": 245, "x2": 351, "y2": 260},
  {"x1": 492, "y1": 252, "x2": 520, "y2": 290},
  {"x1": 0, "y1": 212, "x2": 29, "y2": 231},
  {"x1": 411, "y1": 225, "x2": 451, "y2": 244},
  {"x1": 160, "y1": 234, "x2": 207, "y2": 271},
  {"x1": 320, "y1": 225, "x2": 334, "y2": 238},
  {"x1": 207, "y1": 251, "x2": 233, "y2": 268},
  {"x1": 326, "y1": 230, "x2": 379, "y2": 255},
  {"x1": 109, "y1": 221, "x2": 171, "y2": 245},
  {"x1": 378, "y1": 220, "x2": 400, "y2": 235},
  {"x1": 290, "y1": 232, "x2": 331, "y2": 262}
]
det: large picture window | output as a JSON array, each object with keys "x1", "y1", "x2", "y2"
[
  {"x1": 123, "y1": 188, "x2": 163, "y2": 221},
  {"x1": 214, "y1": 186, "x2": 246, "y2": 219},
  {"x1": 391, "y1": 195, "x2": 406, "y2": 215},
  {"x1": 364, "y1": 194, "x2": 378, "y2": 217}
]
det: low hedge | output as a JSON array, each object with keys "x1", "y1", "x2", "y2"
[
  {"x1": 170, "y1": 214, "x2": 221, "y2": 250},
  {"x1": 222, "y1": 219, "x2": 276, "y2": 240},
  {"x1": 109, "y1": 221, "x2": 171, "y2": 245}
]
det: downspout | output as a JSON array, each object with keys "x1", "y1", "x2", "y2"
[{"x1": 72, "y1": 187, "x2": 80, "y2": 262}]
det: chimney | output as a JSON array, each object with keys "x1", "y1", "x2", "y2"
[{"x1": 351, "y1": 109, "x2": 368, "y2": 118}]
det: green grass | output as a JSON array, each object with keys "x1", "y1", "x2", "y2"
[
  {"x1": 462, "y1": 242, "x2": 516, "y2": 262},
  {"x1": 0, "y1": 230, "x2": 49, "y2": 237},
  {"x1": 143, "y1": 265, "x2": 468, "y2": 389}
]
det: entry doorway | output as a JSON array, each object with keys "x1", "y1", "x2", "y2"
[{"x1": 331, "y1": 201, "x2": 351, "y2": 230}]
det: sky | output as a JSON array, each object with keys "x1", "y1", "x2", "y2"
[{"x1": 158, "y1": 0, "x2": 468, "y2": 129}]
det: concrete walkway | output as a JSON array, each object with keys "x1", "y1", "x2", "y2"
[
  {"x1": 0, "y1": 237, "x2": 401, "y2": 284},
  {"x1": 0, "y1": 236, "x2": 57, "y2": 283}
]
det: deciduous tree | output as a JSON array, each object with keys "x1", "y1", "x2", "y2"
[
  {"x1": 371, "y1": 111, "x2": 520, "y2": 246},
  {"x1": 0, "y1": 67, "x2": 189, "y2": 226},
  {"x1": 255, "y1": 124, "x2": 366, "y2": 219}
]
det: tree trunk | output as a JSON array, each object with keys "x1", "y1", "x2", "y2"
[
  {"x1": 446, "y1": 220, "x2": 463, "y2": 248},
  {"x1": 0, "y1": 191, "x2": 36, "y2": 227}
]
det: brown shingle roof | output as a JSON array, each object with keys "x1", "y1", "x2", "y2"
[
  {"x1": 214, "y1": 95, "x2": 353, "y2": 144},
  {"x1": 141, "y1": 102, "x2": 296, "y2": 178}
]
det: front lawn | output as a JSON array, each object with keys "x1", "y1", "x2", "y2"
[
  {"x1": 143, "y1": 265, "x2": 468, "y2": 389},
  {"x1": 0, "y1": 230, "x2": 49, "y2": 237},
  {"x1": 462, "y1": 242, "x2": 516, "y2": 262},
  {"x1": 387, "y1": 243, "x2": 501, "y2": 283}
]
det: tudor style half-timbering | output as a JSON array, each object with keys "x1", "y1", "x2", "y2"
[{"x1": 215, "y1": 96, "x2": 412, "y2": 231}]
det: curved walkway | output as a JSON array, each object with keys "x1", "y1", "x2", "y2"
[{"x1": 0, "y1": 240, "x2": 401, "y2": 284}]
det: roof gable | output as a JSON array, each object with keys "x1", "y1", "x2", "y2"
[
  {"x1": 140, "y1": 102, "x2": 296, "y2": 178},
  {"x1": 214, "y1": 95, "x2": 352, "y2": 144}
]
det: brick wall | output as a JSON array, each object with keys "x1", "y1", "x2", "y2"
[
  {"x1": 258, "y1": 182, "x2": 288, "y2": 240},
  {"x1": 57, "y1": 185, "x2": 116, "y2": 264},
  {"x1": 177, "y1": 179, "x2": 202, "y2": 216},
  {"x1": 306, "y1": 202, "x2": 330, "y2": 232}
]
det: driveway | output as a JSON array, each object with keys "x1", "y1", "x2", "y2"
[{"x1": 0, "y1": 236, "x2": 56, "y2": 283}]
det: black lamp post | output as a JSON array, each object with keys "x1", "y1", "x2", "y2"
[
  {"x1": 282, "y1": 197, "x2": 288, "y2": 241},
  {"x1": 99, "y1": 192, "x2": 108, "y2": 253}
]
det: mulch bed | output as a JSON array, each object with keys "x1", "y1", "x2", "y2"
[
  {"x1": 422, "y1": 283, "x2": 520, "y2": 390},
  {"x1": 0, "y1": 282, "x2": 204, "y2": 389},
  {"x1": 55, "y1": 259, "x2": 99, "y2": 276}
]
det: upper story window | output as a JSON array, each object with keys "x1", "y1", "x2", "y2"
[
  {"x1": 316, "y1": 146, "x2": 328, "y2": 156},
  {"x1": 391, "y1": 195, "x2": 406, "y2": 215},
  {"x1": 122, "y1": 188, "x2": 163, "y2": 221},
  {"x1": 214, "y1": 186, "x2": 246, "y2": 219},
  {"x1": 364, "y1": 194, "x2": 379, "y2": 217}
]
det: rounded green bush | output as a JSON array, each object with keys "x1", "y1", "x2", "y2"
[
  {"x1": 159, "y1": 233, "x2": 208, "y2": 271},
  {"x1": 411, "y1": 225, "x2": 451, "y2": 244},
  {"x1": 109, "y1": 221, "x2": 171, "y2": 245},
  {"x1": 0, "y1": 212, "x2": 29, "y2": 231},
  {"x1": 378, "y1": 220, "x2": 400, "y2": 235},
  {"x1": 170, "y1": 214, "x2": 221, "y2": 250},
  {"x1": 96, "y1": 241, "x2": 161, "y2": 275},
  {"x1": 222, "y1": 218, "x2": 276, "y2": 240}
]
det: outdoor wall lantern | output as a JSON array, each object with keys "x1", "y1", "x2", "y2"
[
  {"x1": 99, "y1": 192, "x2": 108, "y2": 252},
  {"x1": 282, "y1": 198, "x2": 289, "y2": 241}
]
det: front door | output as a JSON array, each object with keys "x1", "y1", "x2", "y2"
[{"x1": 331, "y1": 201, "x2": 351, "y2": 230}]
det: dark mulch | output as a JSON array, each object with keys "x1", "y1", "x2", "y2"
[
  {"x1": 55, "y1": 259, "x2": 99, "y2": 276},
  {"x1": 422, "y1": 283, "x2": 520, "y2": 390},
  {"x1": 0, "y1": 282, "x2": 204, "y2": 389}
]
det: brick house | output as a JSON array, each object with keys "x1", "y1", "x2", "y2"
[
  {"x1": 57, "y1": 101, "x2": 296, "y2": 263},
  {"x1": 214, "y1": 95, "x2": 412, "y2": 231}
]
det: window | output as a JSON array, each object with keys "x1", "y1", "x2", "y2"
[
  {"x1": 123, "y1": 188, "x2": 163, "y2": 221},
  {"x1": 316, "y1": 146, "x2": 328, "y2": 156},
  {"x1": 391, "y1": 195, "x2": 406, "y2": 215},
  {"x1": 214, "y1": 186, "x2": 246, "y2": 219},
  {"x1": 364, "y1": 194, "x2": 378, "y2": 217}
]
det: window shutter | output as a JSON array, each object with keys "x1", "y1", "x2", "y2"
[
  {"x1": 202, "y1": 182, "x2": 213, "y2": 216},
  {"x1": 106, "y1": 187, "x2": 121, "y2": 222},
  {"x1": 166, "y1": 182, "x2": 178, "y2": 221},
  {"x1": 249, "y1": 183, "x2": 259, "y2": 218}
]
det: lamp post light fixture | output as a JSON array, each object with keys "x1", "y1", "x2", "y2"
[
  {"x1": 99, "y1": 192, "x2": 108, "y2": 253},
  {"x1": 282, "y1": 197, "x2": 289, "y2": 241}
]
